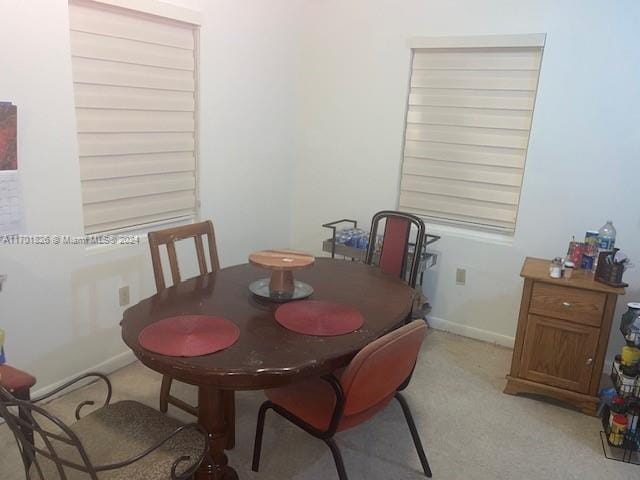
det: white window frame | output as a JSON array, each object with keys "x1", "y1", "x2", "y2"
[
  {"x1": 69, "y1": 0, "x2": 202, "y2": 236},
  {"x1": 398, "y1": 34, "x2": 546, "y2": 236}
]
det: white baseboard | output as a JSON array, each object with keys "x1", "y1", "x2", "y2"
[
  {"x1": 31, "y1": 350, "x2": 137, "y2": 400},
  {"x1": 428, "y1": 316, "x2": 515, "y2": 349}
]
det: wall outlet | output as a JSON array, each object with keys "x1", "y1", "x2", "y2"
[
  {"x1": 456, "y1": 268, "x2": 466, "y2": 285},
  {"x1": 118, "y1": 285, "x2": 130, "y2": 306}
]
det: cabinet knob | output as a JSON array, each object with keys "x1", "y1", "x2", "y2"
[
  {"x1": 562, "y1": 302, "x2": 572, "y2": 308},
  {"x1": 586, "y1": 358, "x2": 593, "y2": 366}
]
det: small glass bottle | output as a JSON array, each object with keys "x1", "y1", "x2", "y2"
[
  {"x1": 609, "y1": 413, "x2": 627, "y2": 446},
  {"x1": 613, "y1": 354, "x2": 622, "y2": 378},
  {"x1": 563, "y1": 261, "x2": 575, "y2": 279},
  {"x1": 549, "y1": 257, "x2": 563, "y2": 279},
  {"x1": 610, "y1": 396, "x2": 626, "y2": 428},
  {"x1": 619, "y1": 365, "x2": 637, "y2": 396}
]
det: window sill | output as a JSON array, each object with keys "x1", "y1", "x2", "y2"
[
  {"x1": 84, "y1": 216, "x2": 197, "y2": 256},
  {"x1": 425, "y1": 222, "x2": 515, "y2": 247}
]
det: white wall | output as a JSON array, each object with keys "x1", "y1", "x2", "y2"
[
  {"x1": 0, "y1": 0, "x2": 299, "y2": 391},
  {"x1": 291, "y1": 0, "x2": 640, "y2": 361}
]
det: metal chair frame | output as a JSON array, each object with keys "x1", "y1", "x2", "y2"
[
  {"x1": 365, "y1": 210, "x2": 426, "y2": 288},
  {"x1": 251, "y1": 374, "x2": 432, "y2": 480},
  {"x1": 0, "y1": 373, "x2": 209, "y2": 480}
]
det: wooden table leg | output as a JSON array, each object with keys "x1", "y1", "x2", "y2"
[
  {"x1": 223, "y1": 391, "x2": 235, "y2": 449},
  {"x1": 196, "y1": 386, "x2": 238, "y2": 480}
]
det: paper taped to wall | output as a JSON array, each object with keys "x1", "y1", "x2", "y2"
[
  {"x1": 0, "y1": 171, "x2": 25, "y2": 234},
  {"x1": 0, "y1": 102, "x2": 17, "y2": 171}
]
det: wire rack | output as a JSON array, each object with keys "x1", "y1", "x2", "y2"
[{"x1": 599, "y1": 365, "x2": 640, "y2": 464}]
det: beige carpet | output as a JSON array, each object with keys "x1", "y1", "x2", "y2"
[{"x1": 1, "y1": 330, "x2": 637, "y2": 479}]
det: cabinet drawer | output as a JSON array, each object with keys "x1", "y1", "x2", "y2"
[{"x1": 529, "y1": 282, "x2": 606, "y2": 327}]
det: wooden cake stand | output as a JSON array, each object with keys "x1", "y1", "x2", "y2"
[{"x1": 248, "y1": 250, "x2": 315, "y2": 302}]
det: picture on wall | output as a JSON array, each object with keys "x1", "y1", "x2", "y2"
[{"x1": 0, "y1": 102, "x2": 17, "y2": 171}]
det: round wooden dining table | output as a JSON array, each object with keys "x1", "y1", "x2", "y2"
[{"x1": 121, "y1": 258, "x2": 415, "y2": 480}]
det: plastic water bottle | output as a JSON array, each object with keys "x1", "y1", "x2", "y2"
[
  {"x1": 347, "y1": 229, "x2": 366, "y2": 248},
  {"x1": 598, "y1": 220, "x2": 617, "y2": 251}
]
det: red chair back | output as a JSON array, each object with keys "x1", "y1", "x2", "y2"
[
  {"x1": 340, "y1": 320, "x2": 426, "y2": 416},
  {"x1": 365, "y1": 211, "x2": 426, "y2": 288},
  {"x1": 379, "y1": 217, "x2": 411, "y2": 279}
]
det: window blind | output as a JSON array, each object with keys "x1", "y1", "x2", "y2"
[
  {"x1": 69, "y1": 0, "x2": 198, "y2": 234},
  {"x1": 399, "y1": 36, "x2": 544, "y2": 233}
]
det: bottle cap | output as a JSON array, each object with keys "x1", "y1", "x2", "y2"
[
  {"x1": 628, "y1": 302, "x2": 640, "y2": 310},
  {"x1": 564, "y1": 261, "x2": 575, "y2": 268}
]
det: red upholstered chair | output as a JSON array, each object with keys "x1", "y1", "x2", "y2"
[
  {"x1": 0, "y1": 364, "x2": 37, "y2": 465},
  {"x1": 0, "y1": 364, "x2": 36, "y2": 396},
  {"x1": 251, "y1": 320, "x2": 432, "y2": 479},
  {"x1": 365, "y1": 210, "x2": 426, "y2": 288}
]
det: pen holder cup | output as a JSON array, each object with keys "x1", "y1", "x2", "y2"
[{"x1": 595, "y1": 250, "x2": 627, "y2": 287}]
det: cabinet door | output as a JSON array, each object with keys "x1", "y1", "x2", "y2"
[{"x1": 520, "y1": 314, "x2": 600, "y2": 393}]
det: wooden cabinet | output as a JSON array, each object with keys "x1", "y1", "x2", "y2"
[{"x1": 505, "y1": 257, "x2": 625, "y2": 415}]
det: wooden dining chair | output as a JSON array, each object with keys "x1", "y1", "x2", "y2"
[
  {"x1": 148, "y1": 220, "x2": 220, "y2": 293},
  {"x1": 0, "y1": 372, "x2": 209, "y2": 480},
  {"x1": 148, "y1": 220, "x2": 234, "y2": 447},
  {"x1": 365, "y1": 210, "x2": 426, "y2": 288},
  {"x1": 252, "y1": 320, "x2": 432, "y2": 480}
]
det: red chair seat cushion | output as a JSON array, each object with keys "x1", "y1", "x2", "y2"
[
  {"x1": 265, "y1": 374, "x2": 393, "y2": 432},
  {"x1": 0, "y1": 365, "x2": 36, "y2": 393}
]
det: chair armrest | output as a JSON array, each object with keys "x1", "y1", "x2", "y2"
[
  {"x1": 31, "y1": 372, "x2": 112, "y2": 419},
  {"x1": 92, "y1": 422, "x2": 210, "y2": 480}
]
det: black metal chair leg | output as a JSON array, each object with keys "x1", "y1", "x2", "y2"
[
  {"x1": 324, "y1": 437, "x2": 349, "y2": 480},
  {"x1": 252, "y1": 401, "x2": 273, "y2": 472},
  {"x1": 395, "y1": 393, "x2": 432, "y2": 477},
  {"x1": 14, "y1": 389, "x2": 34, "y2": 470}
]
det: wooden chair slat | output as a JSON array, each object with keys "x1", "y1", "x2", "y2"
[
  {"x1": 194, "y1": 235, "x2": 208, "y2": 275},
  {"x1": 166, "y1": 241, "x2": 181, "y2": 286}
]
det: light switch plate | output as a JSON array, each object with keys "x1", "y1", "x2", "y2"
[{"x1": 456, "y1": 268, "x2": 466, "y2": 285}]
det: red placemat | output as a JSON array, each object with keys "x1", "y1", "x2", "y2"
[
  {"x1": 275, "y1": 300, "x2": 364, "y2": 336},
  {"x1": 138, "y1": 315, "x2": 239, "y2": 357}
]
